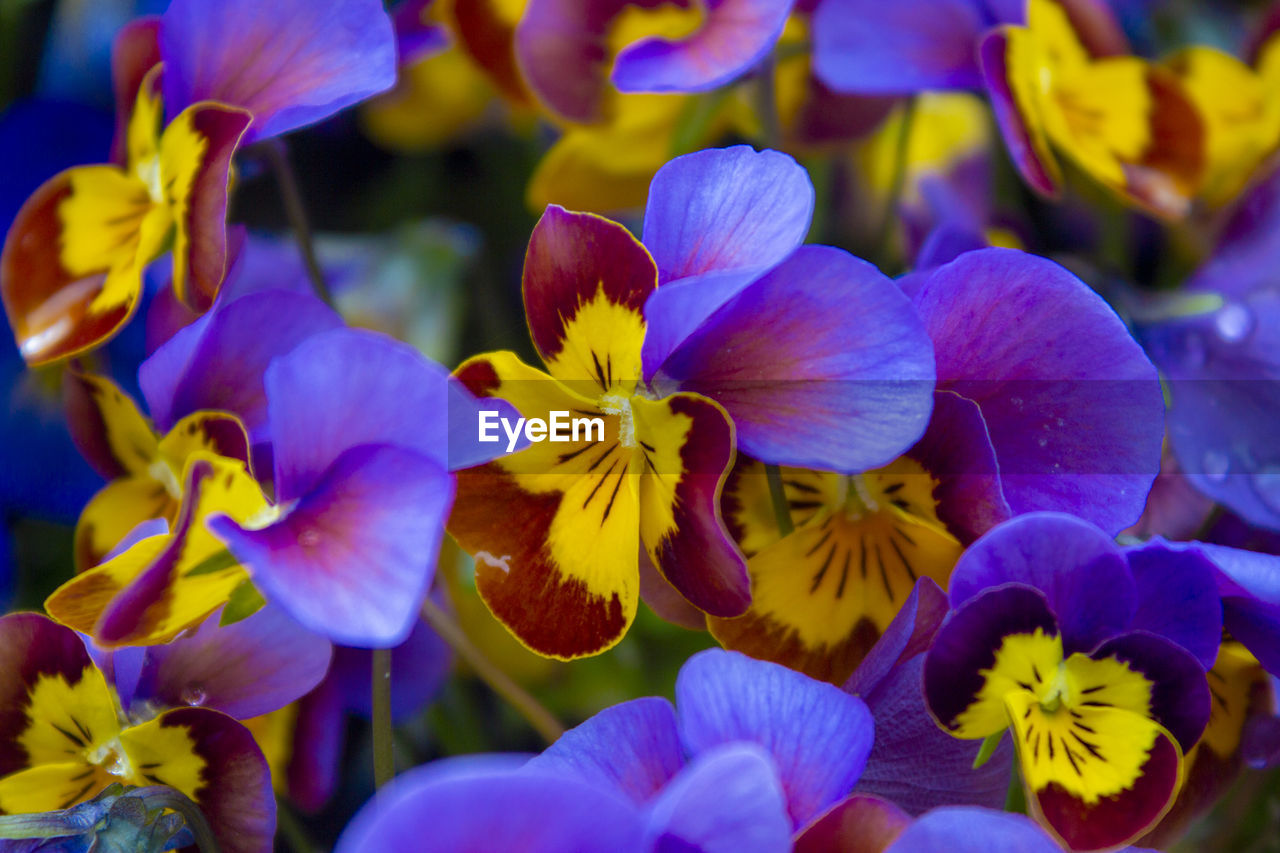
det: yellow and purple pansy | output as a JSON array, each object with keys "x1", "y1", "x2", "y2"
[
  {"x1": 923, "y1": 512, "x2": 1221, "y2": 850},
  {"x1": 708, "y1": 247, "x2": 1165, "y2": 683},
  {"x1": 0, "y1": 0, "x2": 397, "y2": 366},
  {"x1": 448, "y1": 145, "x2": 936, "y2": 660},
  {"x1": 0, "y1": 612, "x2": 275, "y2": 852}
]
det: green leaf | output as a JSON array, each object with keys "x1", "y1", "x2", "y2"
[
  {"x1": 220, "y1": 579, "x2": 266, "y2": 626},
  {"x1": 973, "y1": 730, "x2": 1005, "y2": 769},
  {"x1": 185, "y1": 549, "x2": 241, "y2": 577}
]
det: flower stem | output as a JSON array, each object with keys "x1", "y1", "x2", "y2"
[
  {"x1": 873, "y1": 96, "x2": 918, "y2": 270},
  {"x1": 421, "y1": 597, "x2": 565, "y2": 745},
  {"x1": 764, "y1": 463, "x2": 794, "y2": 537},
  {"x1": 754, "y1": 50, "x2": 782, "y2": 149},
  {"x1": 265, "y1": 140, "x2": 334, "y2": 307},
  {"x1": 371, "y1": 648, "x2": 395, "y2": 788}
]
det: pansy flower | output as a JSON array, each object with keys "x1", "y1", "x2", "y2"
[
  {"x1": 709, "y1": 247, "x2": 1164, "y2": 683},
  {"x1": 49, "y1": 324, "x2": 499, "y2": 648},
  {"x1": 923, "y1": 512, "x2": 1218, "y2": 850},
  {"x1": 0, "y1": 67, "x2": 248, "y2": 365},
  {"x1": 448, "y1": 145, "x2": 935, "y2": 659},
  {"x1": 1, "y1": 0, "x2": 397, "y2": 366},
  {"x1": 0, "y1": 612, "x2": 274, "y2": 852},
  {"x1": 980, "y1": 0, "x2": 1204, "y2": 219}
]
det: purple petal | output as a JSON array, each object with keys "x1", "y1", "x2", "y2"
[
  {"x1": 642, "y1": 146, "x2": 813, "y2": 286},
  {"x1": 1224, "y1": 595, "x2": 1280, "y2": 678},
  {"x1": 335, "y1": 764, "x2": 645, "y2": 853},
  {"x1": 653, "y1": 246, "x2": 936, "y2": 472},
  {"x1": 289, "y1": 678, "x2": 346, "y2": 812},
  {"x1": 856, "y1": 654, "x2": 1014, "y2": 815},
  {"x1": 844, "y1": 577, "x2": 948, "y2": 697},
  {"x1": 914, "y1": 224, "x2": 988, "y2": 271},
  {"x1": 947, "y1": 513, "x2": 1135, "y2": 653},
  {"x1": 524, "y1": 697, "x2": 685, "y2": 804},
  {"x1": 644, "y1": 743, "x2": 792, "y2": 853},
  {"x1": 209, "y1": 444, "x2": 454, "y2": 648},
  {"x1": 905, "y1": 390, "x2": 1012, "y2": 544},
  {"x1": 1124, "y1": 540, "x2": 1223, "y2": 669},
  {"x1": 330, "y1": 617, "x2": 452, "y2": 721},
  {"x1": 979, "y1": 31, "x2": 1062, "y2": 197},
  {"x1": 139, "y1": 289, "x2": 343, "y2": 441},
  {"x1": 1092, "y1": 631, "x2": 1212, "y2": 750},
  {"x1": 675, "y1": 649, "x2": 874, "y2": 829},
  {"x1": 924, "y1": 585, "x2": 1058, "y2": 732},
  {"x1": 161, "y1": 0, "x2": 397, "y2": 142},
  {"x1": 263, "y1": 327, "x2": 453, "y2": 501},
  {"x1": 885, "y1": 807, "x2": 1061, "y2": 853},
  {"x1": 393, "y1": 0, "x2": 451, "y2": 64},
  {"x1": 812, "y1": 0, "x2": 1004, "y2": 94},
  {"x1": 912, "y1": 249, "x2": 1164, "y2": 534},
  {"x1": 612, "y1": 0, "x2": 791, "y2": 93},
  {"x1": 132, "y1": 603, "x2": 333, "y2": 719},
  {"x1": 447, "y1": 377, "x2": 527, "y2": 470}
]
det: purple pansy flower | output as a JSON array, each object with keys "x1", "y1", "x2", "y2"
[{"x1": 923, "y1": 512, "x2": 1217, "y2": 850}]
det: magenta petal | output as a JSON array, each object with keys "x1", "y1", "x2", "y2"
[
  {"x1": 524, "y1": 697, "x2": 685, "y2": 804},
  {"x1": 675, "y1": 649, "x2": 874, "y2": 829},
  {"x1": 912, "y1": 249, "x2": 1164, "y2": 534},
  {"x1": 133, "y1": 604, "x2": 333, "y2": 720},
  {"x1": 653, "y1": 245, "x2": 936, "y2": 472},
  {"x1": 160, "y1": 0, "x2": 397, "y2": 142},
  {"x1": 794, "y1": 794, "x2": 911, "y2": 853},
  {"x1": 611, "y1": 0, "x2": 791, "y2": 93},
  {"x1": 515, "y1": 0, "x2": 632, "y2": 123},
  {"x1": 209, "y1": 444, "x2": 455, "y2": 648}
]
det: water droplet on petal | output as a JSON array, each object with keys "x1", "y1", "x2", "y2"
[
  {"x1": 180, "y1": 685, "x2": 207, "y2": 707},
  {"x1": 1202, "y1": 451, "x2": 1230, "y2": 483},
  {"x1": 299, "y1": 528, "x2": 321, "y2": 547},
  {"x1": 1037, "y1": 437, "x2": 1048, "y2": 448},
  {"x1": 1214, "y1": 301, "x2": 1254, "y2": 344},
  {"x1": 1252, "y1": 466, "x2": 1280, "y2": 514}
]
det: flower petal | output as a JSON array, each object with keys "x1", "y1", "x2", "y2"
[
  {"x1": 635, "y1": 392, "x2": 748, "y2": 617},
  {"x1": 523, "y1": 204, "x2": 655, "y2": 393},
  {"x1": 653, "y1": 245, "x2": 936, "y2": 471},
  {"x1": 1124, "y1": 540, "x2": 1223, "y2": 670},
  {"x1": 210, "y1": 444, "x2": 454, "y2": 648},
  {"x1": 160, "y1": 0, "x2": 397, "y2": 142},
  {"x1": 978, "y1": 29, "x2": 1062, "y2": 197},
  {"x1": 947, "y1": 513, "x2": 1135, "y2": 654},
  {"x1": 524, "y1": 696, "x2": 684, "y2": 803},
  {"x1": 794, "y1": 794, "x2": 911, "y2": 853},
  {"x1": 912, "y1": 248, "x2": 1164, "y2": 534},
  {"x1": 885, "y1": 807, "x2": 1061, "y2": 853},
  {"x1": 675, "y1": 648, "x2": 875, "y2": 829},
  {"x1": 613, "y1": 0, "x2": 791, "y2": 93},
  {"x1": 644, "y1": 742, "x2": 792, "y2": 853},
  {"x1": 131, "y1": 604, "x2": 332, "y2": 720}
]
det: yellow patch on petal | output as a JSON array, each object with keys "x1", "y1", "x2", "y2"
[
  {"x1": 714, "y1": 458, "x2": 961, "y2": 682},
  {"x1": 542, "y1": 285, "x2": 646, "y2": 394},
  {"x1": 19, "y1": 666, "x2": 121, "y2": 768},
  {"x1": 1167, "y1": 46, "x2": 1280, "y2": 207},
  {"x1": 48, "y1": 535, "x2": 171, "y2": 634},
  {"x1": 633, "y1": 393, "x2": 696, "y2": 552},
  {"x1": 73, "y1": 373, "x2": 160, "y2": 477},
  {"x1": 126, "y1": 69, "x2": 165, "y2": 197},
  {"x1": 1007, "y1": 658, "x2": 1166, "y2": 804},
  {"x1": 158, "y1": 105, "x2": 212, "y2": 303},
  {"x1": 118, "y1": 716, "x2": 205, "y2": 799},
  {"x1": 953, "y1": 627, "x2": 1065, "y2": 739},
  {"x1": 1200, "y1": 641, "x2": 1266, "y2": 758},
  {"x1": 0, "y1": 763, "x2": 118, "y2": 813},
  {"x1": 243, "y1": 705, "x2": 298, "y2": 794},
  {"x1": 75, "y1": 476, "x2": 174, "y2": 571}
]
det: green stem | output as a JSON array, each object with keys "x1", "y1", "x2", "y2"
[
  {"x1": 371, "y1": 648, "x2": 395, "y2": 788},
  {"x1": 275, "y1": 797, "x2": 317, "y2": 853},
  {"x1": 764, "y1": 463, "x2": 794, "y2": 537},
  {"x1": 421, "y1": 597, "x2": 565, "y2": 745},
  {"x1": 265, "y1": 140, "x2": 334, "y2": 307},
  {"x1": 753, "y1": 51, "x2": 782, "y2": 150},
  {"x1": 873, "y1": 96, "x2": 918, "y2": 270},
  {"x1": 145, "y1": 788, "x2": 222, "y2": 853}
]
